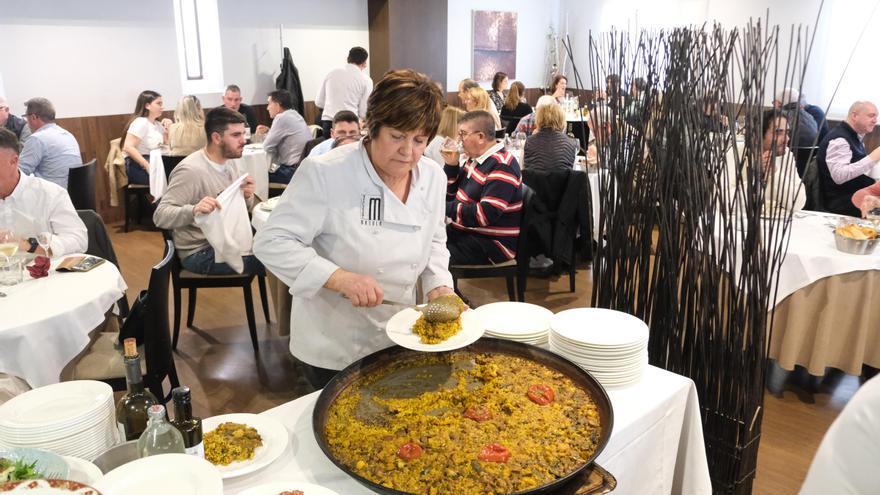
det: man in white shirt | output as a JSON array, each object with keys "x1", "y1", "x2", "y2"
[
  {"x1": 315, "y1": 47, "x2": 373, "y2": 137},
  {"x1": 0, "y1": 128, "x2": 87, "y2": 257},
  {"x1": 307, "y1": 110, "x2": 361, "y2": 158}
]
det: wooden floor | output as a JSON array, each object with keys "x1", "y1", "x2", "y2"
[{"x1": 109, "y1": 226, "x2": 858, "y2": 494}]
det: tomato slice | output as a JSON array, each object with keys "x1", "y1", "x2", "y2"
[
  {"x1": 478, "y1": 443, "x2": 511, "y2": 463},
  {"x1": 527, "y1": 384, "x2": 555, "y2": 405},
  {"x1": 397, "y1": 442, "x2": 424, "y2": 461},
  {"x1": 463, "y1": 405, "x2": 492, "y2": 422}
]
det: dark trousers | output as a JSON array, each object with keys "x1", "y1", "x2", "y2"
[
  {"x1": 125, "y1": 156, "x2": 150, "y2": 185},
  {"x1": 320, "y1": 120, "x2": 332, "y2": 139},
  {"x1": 181, "y1": 246, "x2": 265, "y2": 276},
  {"x1": 447, "y1": 227, "x2": 493, "y2": 265},
  {"x1": 268, "y1": 164, "x2": 296, "y2": 184}
]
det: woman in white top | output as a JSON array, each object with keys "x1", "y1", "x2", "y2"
[
  {"x1": 121, "y1": 90, "x2": 171, "y2": 185},
  {"x1": 168, "y1": 95, "x2": 207, "y2": 156},
  {"x1": 424, "y1": 106, "x2": 465, "y2": 167},
  {"x1": 253, "y1": 70, "x2": 455, "y2": 388}
]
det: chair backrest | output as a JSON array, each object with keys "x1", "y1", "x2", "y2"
[
  {"x1": 68, "y1": 159, "x2": 96, "y2": 211},
  {"x1": 308, "y1": 124, "x2": 324, "y2": 139},
  {"x1": 77, "y1": 209, "x2": 129, "y2": 316},
  {"x1": 161, "y1": 155, "x2": 187, "y2": 179},
  {"x1": 802, "y1": 155, "x2": 825, "y2": 212},
  {"x1": 300, "y1": 137, "x2": 326, "y2": 162},
  {"x1": 144, "y1": 241, "x2": 175, "y2": 386},
  {"x1": 515, "y1": 185, "x2": 535, "y2": 269}
]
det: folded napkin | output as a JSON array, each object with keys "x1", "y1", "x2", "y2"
[
  {"x1": 27, "y1": 255, "x2": 50, "y2": 278},
  {"x1": 193, "y1": 174, "x2": 253, "y2": 273},
  {"x1": 149, "y1": 149, "x2": 167, "y2": 202}
]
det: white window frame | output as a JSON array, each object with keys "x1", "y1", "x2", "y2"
[{"x1": 172, "y1": 0, "x2": 224, "y2": 94}]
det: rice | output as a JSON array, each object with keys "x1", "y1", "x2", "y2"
[{"x1": 412, "y1": 315, "x2": 462, "y2": 344}]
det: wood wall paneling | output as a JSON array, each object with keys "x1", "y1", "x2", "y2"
[{"x1": 367, "y1": 0, "x2": 391, "y2": 83}]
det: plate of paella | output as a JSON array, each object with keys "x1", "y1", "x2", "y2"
[{"x1": 385, "y1": 306, "x2": 484, "y2": 352}]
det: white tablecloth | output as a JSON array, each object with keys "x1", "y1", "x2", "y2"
[
  {"x1": 234, "y1": 145, "x2": 270, "y2": 200},
  {"x1": 0, "y1": 257, "x2": 127, "y2": 388},
  {"x1": 223, "y1": 365, "x2": 711, "y2": 495},
  {"x1": 775, "y1": 211, "x2": 880, "y2": 306}
]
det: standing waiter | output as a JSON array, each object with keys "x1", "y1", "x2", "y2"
[{"x1": 315, "y1": 47, "x2": 373, "y2": 138}]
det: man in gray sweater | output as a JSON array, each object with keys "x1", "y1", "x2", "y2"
[{"x1": 153, "y1": 107, "x2": 263, "y2": 275}]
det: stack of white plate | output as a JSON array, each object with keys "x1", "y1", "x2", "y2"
[
  {"x1": 550, "y1": 308, "x2": 649, "y2": 388},
  {"x1": 0, "y1": 380, "x2": 119, "y2": 460},
  {"x1": 475, "y1": 302, "x2": 553, "y2": 347}
]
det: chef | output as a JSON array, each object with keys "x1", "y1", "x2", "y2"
[{"x1": 253, "y1": 69, "x2": 455, "y2": 388}]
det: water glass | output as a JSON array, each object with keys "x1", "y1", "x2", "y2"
[
  {"x1": 37, "y1": 232, "x2": 53, "y2": 258},
  {"x1": 0, "y1": 257, "x2": 23, "y2": 286}
]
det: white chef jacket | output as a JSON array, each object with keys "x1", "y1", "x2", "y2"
[{"x1": 252, "y1": 141, "x2": 453, "y2": 370}]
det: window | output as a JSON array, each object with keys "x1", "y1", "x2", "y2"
[{"x1": 172, "y1": 0, "x2": 224, "y2": 94}]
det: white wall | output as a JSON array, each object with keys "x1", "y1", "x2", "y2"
[
  {"x1": 447, "y1": 0, "x2": 561, "y2": 90},
  {"x1": 0, "y1": 0, "x2": 369, "y2": 118}
]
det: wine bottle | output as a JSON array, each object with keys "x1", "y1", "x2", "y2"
[
  {"x1": 115, "y1": 338, "x2": 158, "y2": 441},
  {"x1": 171, "y1": 386, "x2": 204, "y2": 458},
  {"x1": 137, "y1": 404, "x2": 186, "y2": 457}
]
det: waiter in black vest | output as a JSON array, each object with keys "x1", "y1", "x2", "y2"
[{"x1": 816, "y1": 101, "x2": 880, "y2": 217}]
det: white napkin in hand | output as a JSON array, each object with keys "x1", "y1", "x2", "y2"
[
  {"x1": 193, "y1": 174, "x2": 253, "y2": 273},
  {"x1": 149, "y1": 149, "x2": 167, "y2": 202}
]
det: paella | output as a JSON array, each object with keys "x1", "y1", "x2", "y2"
[{"x1": 323, "y1": 352, "x2": 602, "y2": 494}]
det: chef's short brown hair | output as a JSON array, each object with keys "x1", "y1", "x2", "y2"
[{"x1": 365, "y1": 69, "x2": 443, "y2": 142}]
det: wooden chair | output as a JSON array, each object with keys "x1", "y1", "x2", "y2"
[
  {"x1": 450, "y1": 186, "x2": 535, "y2": 302},
  {"x1": 72, "y1": 240, "x2": 180, "y2": 403},
  {"x1": 123, "y1": 183, "x2": 152, "y2": 233},
  {"x1": 67, "y1": 159, "x2": 96, "y2": 211},
  {"x1": 161, "y1": 232, "x2": 271, "y2": 352},
  {"x1": 308, "y1": 124, "x2": 324, "y2": 139}
]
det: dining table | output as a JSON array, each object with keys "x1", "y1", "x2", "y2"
[
  {"x1": 0, "y1": 255, "x2": 127, "y2": 389},
  {"x1": 769, "y1": 210, "x2": 880, "y2": 375},
  {"x1": 223, "y1": 364, "x2": 711, "y2": 495}
]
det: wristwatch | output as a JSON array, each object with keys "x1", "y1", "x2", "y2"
[{"x1": 27, "y1": 237, "x2": 39, "y2": 254}]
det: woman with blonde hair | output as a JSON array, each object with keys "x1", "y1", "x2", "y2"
[
  {"x1": 424, "y1": 106, "x2": 465, "y2": 166},
  {"x1": 466, "y1": 87, "x2": 502, "y2": 130},
  {"x1": 523, "y1": 102, "x2": 578, "y2": 171},
  {"x1": 169, "y1": 95, "x2": 207, "y2": 155},
  {"x1": 500, "y1": 81, "x2": 532, "y2": 134}
]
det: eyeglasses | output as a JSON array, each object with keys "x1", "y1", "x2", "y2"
[{"x1": 458, "y1": 130, "x2": 481, "y2": 139}]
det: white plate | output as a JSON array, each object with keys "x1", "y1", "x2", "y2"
[
  {"x1": 474, "y1": 302, "x2": 554, "y2": 336},
  {"x1": 0, "y1": 382, "x2": 112, "y2": 431},
  {"x1": 62, "y1": 456, "x2": 103, "y2": 485},
  {"x1": 551, "y1": 308, "x2": 649, "y2": 347},
  {"x1": 0, "y1": 479, "x2": 100, "y2": 494},
  {"x1": 386, "y1": 308, "x2": 484, "y2": 352},
  {"x1": 237, "y1": 481, "x2": 341, "y2": 495},
  {"x1": 201, "y1": 413, "x2": 289, "y2": 478},
  {"x1": 94, "y1": 453, "x2": 222, "y2": 494}
]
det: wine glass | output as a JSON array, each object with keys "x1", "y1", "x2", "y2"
[
  {"x1": 37, "y1": 231, "x2": 53, "y2": 259},
  {"x1": 0, "y1": 230, "x2": 18, "y2": 258}
]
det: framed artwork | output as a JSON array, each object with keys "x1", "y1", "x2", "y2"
[{"x1": 472, "y1": 10, "x2": 517, "y2": 82}]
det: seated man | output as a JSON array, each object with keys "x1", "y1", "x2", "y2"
[
  {"x1": 153, "y1": 107, "x2": 262, "y2": 275},
  {"x1": 307, "y1": 110, "x2": 361, "y2": 158},
  {"x1": 443, "y1": 110, "x2": 523, "y2": 265},
  {"x1": 18, "y1": 97, "x2": 82, "y2": 189},
  {"x1": 514, "y1": 95, "x2": 557, "y2": 136},
  {"x1": 221, "y1": 84, "x2": 258, "y2": 133},
  {"x1": 0, "y1": 128, "x2": 87, "y2": 257},
  {"x1": 254, "y1": 90, "x2": 311, "y2": 184},
  {"x1": 0, "y1": 96, "x2": 30, "y2": 141},
  {"x1": 725, "y1": 109, "x2": 805, "y2": 213},
  {"x1": 816, "y1": 101, "x2": 880, "y2": 217}
]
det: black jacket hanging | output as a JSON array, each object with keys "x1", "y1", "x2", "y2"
[{"x1": 276, "y1": 47, "x2": 305, "y2": 116}]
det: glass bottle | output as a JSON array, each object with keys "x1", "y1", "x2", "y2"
[
  {"x1": 137, "y1": 404, "x2": 186, "y2": 457},
  {"x1": 171, "y1": 386, "x2": 204, "y2": 458},
  {"x1": 115, "y1": 338, "x2": 158, "y2": 441}
]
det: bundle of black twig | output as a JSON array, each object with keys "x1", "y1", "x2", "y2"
[{"x1": 582, "y1": 20, "x2": 812, "y2": 493}]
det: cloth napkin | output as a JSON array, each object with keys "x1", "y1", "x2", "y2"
[
  {"x1": 149, "y1": 149, "x2": 167, "y2": 202},
  {"x1": 193, "y1": 174, "x2": 253, "y2": 273},
  {"x1": 27, "y1": 255, "x2": 50, "y2": 278}
]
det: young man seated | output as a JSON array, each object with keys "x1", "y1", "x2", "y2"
[
  {"x1": 307, "y1": 110, "x2": 361, "y2": 158},
  {"x1": 153, "y1": 107, "x2": 262, "y2": 275}
]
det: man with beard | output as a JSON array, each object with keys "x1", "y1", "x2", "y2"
[{"x1": 153, "y1": 107, "x2": 262, "y2": 275}]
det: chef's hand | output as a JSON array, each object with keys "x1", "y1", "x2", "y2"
[
  {"x1": 193, "y1": 196, "x2": 221, "y2": 215},
  {"x1": 326, "y1": 269, "x2": 384, "y2": 307},
  {"x1": 426, "y1": 286, "x2": 455, "y2": 301},
  {"x1": 240, "y1": 175, "x2": 256, "y2": 199},
  {"x1": 255, "y1": 124, "x2": 270, "y2": 135}
]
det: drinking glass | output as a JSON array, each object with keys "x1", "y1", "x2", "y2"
[
  {"x1": 867, "y1": 208, "x2": 880, "y2": 230},
  {"x1": 37, "y1": 231, "x2": 53, "y2": 258},
  {"x1": 0, "y1": 230, "x2": 18, "y2": 258},
  {"x1": 0, "y1": 256, "x2": 22, "y2": 286}
]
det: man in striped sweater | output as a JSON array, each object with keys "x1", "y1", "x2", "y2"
[{"x1": 442, "y1": 110, "x2": 523, "y2": 264}]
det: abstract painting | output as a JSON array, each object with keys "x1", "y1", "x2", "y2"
[{"x1": 472, "y1": 10, "x2": 517, "y2": 82}]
